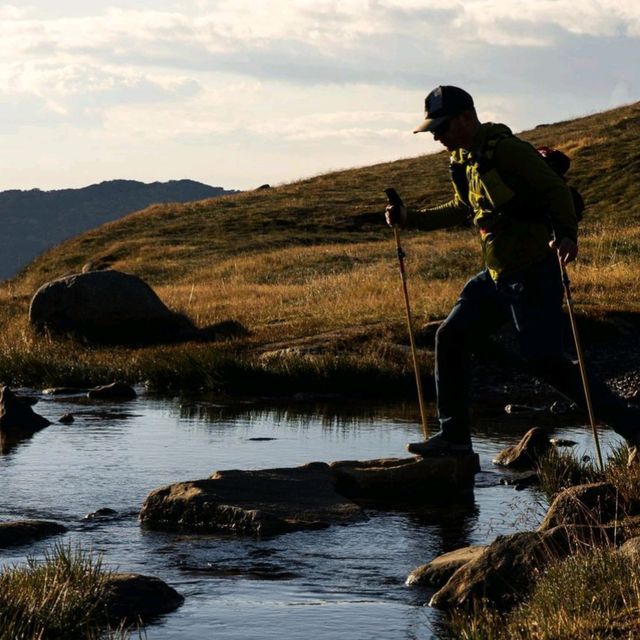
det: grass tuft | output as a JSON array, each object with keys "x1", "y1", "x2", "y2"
[
  {"x1": 0, "y1": 543, "x2": 131, "y2": 639},
  {"x1": 536, "y1": 448, "x2": 601, "y2": 503},
  {"x1": 449, "y1": 549, "x2": 640, "y2": 640}
]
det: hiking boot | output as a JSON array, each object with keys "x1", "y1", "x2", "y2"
[{"x1": 407, "y1": 431, "x2": 473, "y2": 457}]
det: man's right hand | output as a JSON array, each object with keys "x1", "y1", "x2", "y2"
[{"x1": 385, "y1": 203, "x2": 407, "y2": 227}]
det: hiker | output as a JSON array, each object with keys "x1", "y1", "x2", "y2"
[{"x1": 385, "y1": 85, "x2": 638, "y2": 456}]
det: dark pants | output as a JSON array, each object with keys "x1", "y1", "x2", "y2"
[{"x1": 435, "y1": 254, "x2": 635, "y2": 444}]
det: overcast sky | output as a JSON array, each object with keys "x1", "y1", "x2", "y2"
[{"x1": 0, "y1": 0, "x2": 637, "y2": 191}]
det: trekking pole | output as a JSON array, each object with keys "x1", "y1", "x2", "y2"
[
  {"x1": 555, "y1": 247, "x2": 605, "y2": 471},
  {"x1": 385, "y1": 188, "x2": 429, "y2": 440}
]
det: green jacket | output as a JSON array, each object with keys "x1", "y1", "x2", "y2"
[{"x1": 406, "y1": 123, "x2": 578, "y2": 280}]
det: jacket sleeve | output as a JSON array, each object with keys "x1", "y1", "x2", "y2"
[
  {"x1": 405, "y1": 198, "x2": 470, "y2": 231},
  {"x1": 494, "y1": 138, "x2": 578, "y2": 243}
]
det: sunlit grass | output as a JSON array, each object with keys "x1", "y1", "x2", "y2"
[
  {"x1": 0, "y1": 544, "x2": 130, "y2": 640},
  {"x1": 450, "y1": 548, "x2": 640, "y2": 640},
  {"x1": 0, "y1": 102, "x2": 639, "y2": 391}
]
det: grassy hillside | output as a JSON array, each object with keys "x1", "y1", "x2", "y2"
[{"x1": 1, "y1": 101, "x2": 639, "y2": 392}]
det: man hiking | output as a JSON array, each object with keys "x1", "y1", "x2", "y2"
[{"x1": 386, "y1": 85, "x2": 638, "y2": 456}]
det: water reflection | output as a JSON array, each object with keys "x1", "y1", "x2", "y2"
[
  {"x1": 0, "y1": 429, "x2": 40, "y2": 455},
  {"x1": 404, "y1": 502, "x2": 479, "y2": 555},
  {"x1": 178, "y1": 396, "x2": 421, "y2": 428}
]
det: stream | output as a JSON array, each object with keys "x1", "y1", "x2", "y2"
[{"x1": 0, "y1": 390, "x2": 624, "y2": 639}]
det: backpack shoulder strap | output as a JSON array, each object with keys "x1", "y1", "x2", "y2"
[
  {"x1": 449, "y1": 150, "x2": 471, "y2": 206},
  {"x1": 477, "y1": 130, "x2": 513, "y2": 171}
]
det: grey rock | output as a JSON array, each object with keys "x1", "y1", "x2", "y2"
[
  {"x1": 43, "y1": 387, "x2": 89, "y2": 395},
  {"x1": 140, "y1": 462, "x2": 365, "y2": 537},
  {"x1": 549, "y1": 437, "x2": 578, "y2": 447},
  {"x1": 29, "y1": 270, "x2": 196, "y2": 345},
  {"x1": 141, "y1": 455, "x2": 481, "y2": 537},
  {"x1": 88, "y1": 382, "x2": 137, "y2": 400},
  {"x1": 104, "y1": 573, "x2": 184, "y2": 623},
  {"x1": 406, "y1": 546, "x2": 486, "y2": 588},
  {"x1": 492, "y1": 427, "x2": 551, "y2": 469},
  {"x1": 504, "y1": 403, "x2": 544, "y2": 414},
  {"x1": 430, "y1": 524, "x2": 613, "y2": 610},
  {"x1": 0, "y1": 520, "x2": 67, "y2": 547},
  {"x1": 0, "y1": 386, "x2": 51, "y2": 433},
  {"x1": 84, "y1": 508, "x2": 118, "y2": 520},
  {"x1": 331, "y1": 454, "x2": 479, "y2": 501},
  {"x1": 538, "y1": 482, "x2": 623, "y2": 531}
]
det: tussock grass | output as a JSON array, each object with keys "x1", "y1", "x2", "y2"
[
  {"x1": 604, "y1": 446, "x2": 640, "y2": 508},
  {"x1": 0, "y1": 544, "x2": 130, "y2": 639},
  {"x1": 536, "y1": 448, "x2": 601, "y2": 503},
  {"x1": 536, "y1": 443, "x2": 640, "y2": 507},
  {"x1": 450, "y1": 549, "x2": 640, "y2": 640},
  {"x1": 452, "y1": 447, "x2": 640, "y2": 640}
]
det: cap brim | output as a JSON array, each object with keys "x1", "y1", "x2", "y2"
[{"x1": 413, "y1": 115, "x2": 449, "y2": 134}]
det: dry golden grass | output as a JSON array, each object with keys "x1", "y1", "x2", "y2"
[
  {"x1": 154, "y1": 231, "x2": 477, "y2": 340},
  {"x1": 451, "y1": 549, "x2": 640, "y2": 640},
  {"x1": 0, "y1": 101, "x2": 638, "y2": 390}
]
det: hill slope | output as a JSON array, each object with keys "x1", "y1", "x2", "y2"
[
  {"x1": 16, "y1": 101, "x2": 640, "y2": 291},
  {"x1": 0, "y1": 179, "x2": 239, "y2": 280},
  {"x1": 0, "y1": 101, "x2": 639, "y2": 391}
]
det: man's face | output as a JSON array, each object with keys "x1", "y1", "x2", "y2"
[{"x1": 432, "y1": 113, "x2": 466, "y2": 151}]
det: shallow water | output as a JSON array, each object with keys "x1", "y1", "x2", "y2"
[{"x1": 0, "y1": 391, "x2": 624, "y2": 639}]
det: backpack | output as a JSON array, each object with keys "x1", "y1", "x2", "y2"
[
  {"x1": 450, "y1": 137, "x2": 585, "y2": 223},
  {"x1": 535, "y1": 146, "x2": 585, "y2": 221}
]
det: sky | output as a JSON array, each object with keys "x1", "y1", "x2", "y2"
[{"x1": 0, "y1": 0, "x2": 638, "y2": 192}]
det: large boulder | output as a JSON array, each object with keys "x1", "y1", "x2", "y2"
[
  {"x1": 29, "y1": 270, "x2": 196, "y2": 345},
  {"x1": 140, "y1": 462, "x2": 366, "y2": 537},
  {"x1": 492, "y1": 427, "x2": 552, "y2": 469},
  {"x1": 0, "y1": 520, "x2": 67, "y2": 547},
  {"x1": 538, "y1": 482, "x2": 623, "y2": 531},
  {"x1": 429, "y1": 524, "x2": 614, "y2": 610}
]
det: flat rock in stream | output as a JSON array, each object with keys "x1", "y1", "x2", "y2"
[
  {"x1": 331, "y1": 454, "x2": 480, "y2": 501},
  {"x1": 140, "y1": 455, "x2": 480, "y2": 537},
  {"x1": 140, "y1": 462, "x2": 365, "y2": 537},
  {"x1": 88, "y1": 382, "x2": 137, "y2": 400}
]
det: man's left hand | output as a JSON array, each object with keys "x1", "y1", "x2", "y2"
[{"x1": 549, "y1": 237, "x2": 578, "y2": 264}]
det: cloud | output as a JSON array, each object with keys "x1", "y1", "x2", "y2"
[
  {"x1": 0, "y1": 1, "x2": 637, "y2": 191},
  {"x1": 0, "y1": 4, "x2": 30, "y2": 19},
  {"x1": 0, "y1": 2, "x2": 638, "y2": 95}
]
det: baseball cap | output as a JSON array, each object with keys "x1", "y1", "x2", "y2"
[{"x1": 413, "y1": 85, "x2": 474, "y2": 134}]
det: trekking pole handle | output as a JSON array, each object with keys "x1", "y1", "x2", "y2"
[
  {"x1": 385, "y1": 188, "x2": 407, "y2": 260},
  {"x1": 384, "y1": 187, "x2": 404, "y2": 209}
]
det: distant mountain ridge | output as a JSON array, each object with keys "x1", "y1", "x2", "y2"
[{"x1": 0, "y1": 179, "x2": 239, "y2": 280}]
